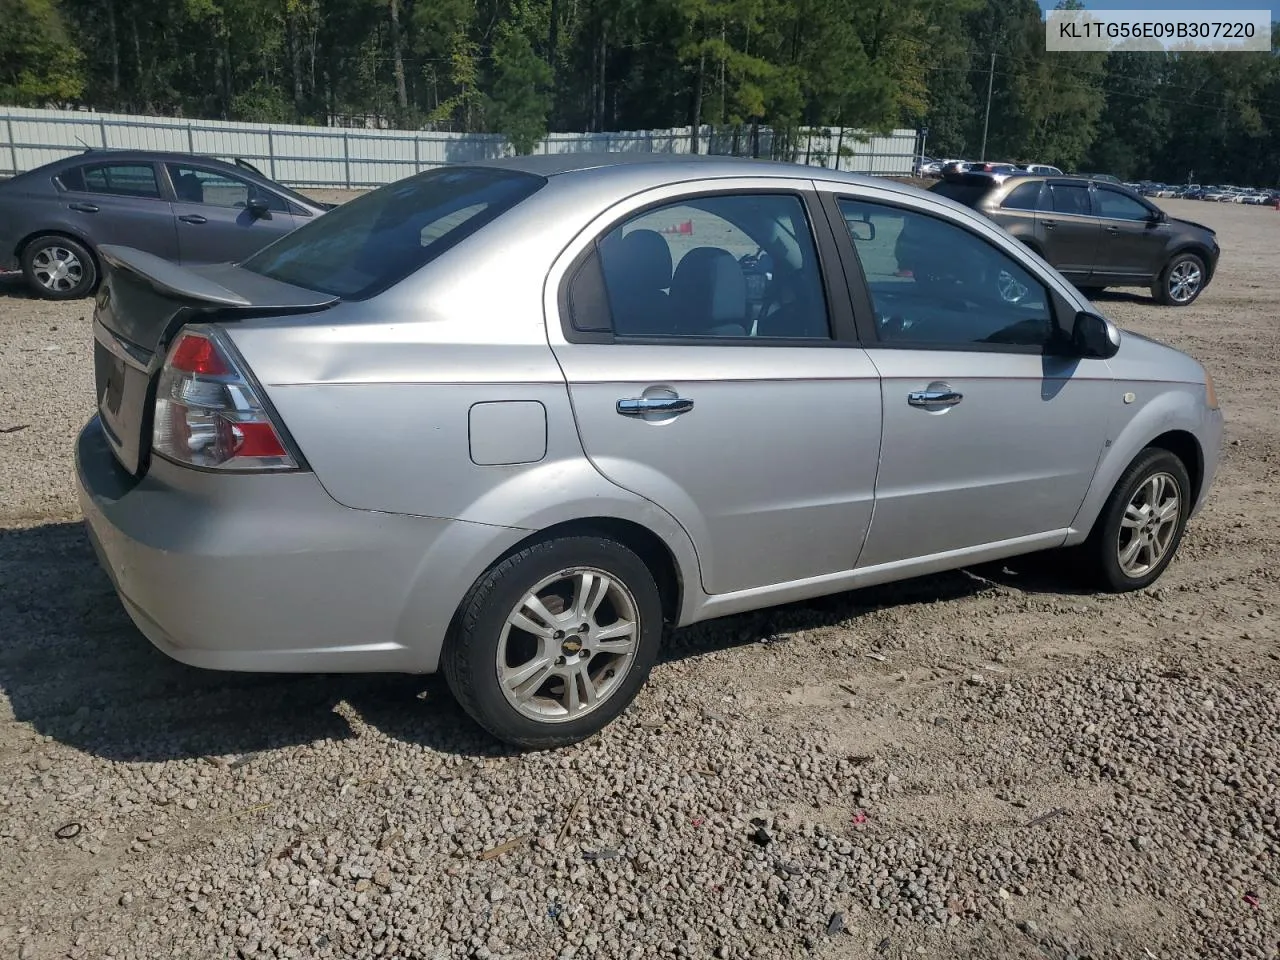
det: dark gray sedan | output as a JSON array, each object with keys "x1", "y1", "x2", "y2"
[{"x1": 0, "y1": 150, "x2": 330, "y2": 299}]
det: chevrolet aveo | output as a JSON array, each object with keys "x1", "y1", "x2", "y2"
[{"x1": 77, "y1": 155, "x2": 1223, "y2": 747}]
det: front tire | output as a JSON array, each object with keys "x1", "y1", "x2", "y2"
[
  {"x1": 22, "y1": 235, "x2": 97, "y2": 300},
  {"x1": 442, "y1": 536, "x2": 663, "y2": 748},
  {"x1": 1084, "y1": 449, "x2": 1192, "y2": 592},
  {"x1": 1153, "y1": 252, "x2": 1205, "y2": 307}
]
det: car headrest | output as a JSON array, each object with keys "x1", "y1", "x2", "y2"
[
  {"x1": 602, "y1": 228, "x2": 672, "y2": 293},
  {"x1": 670, "y1": 247, "x2": 746, "y2": 333}
]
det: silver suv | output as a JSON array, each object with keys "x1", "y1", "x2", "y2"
[{"x1": 77, "y1": 155, "x2": 1223, "y2": 748}]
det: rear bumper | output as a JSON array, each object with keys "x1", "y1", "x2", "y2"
[{"x1": 75, "y1": 416, "x2": 526, "y2": 673}]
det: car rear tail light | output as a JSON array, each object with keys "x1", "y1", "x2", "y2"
[{"x1": 153, "y1": 327, "x2": 298, "y2": 471}]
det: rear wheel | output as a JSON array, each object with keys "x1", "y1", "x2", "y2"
[
  {"x1": 1153, "y1": 252, "x2": 1205, "y2": 307},
  {"x1": 442, "y1": 536, "x2": 663, "y2": 748},
  {"x1": 1077, "y1": 285, "x2": 1106, "y2": 297},
  {"x1": 21, "y1": 235, "x2": 97, "y2": 300},
  {"x1": 1083, "y1": 448, "x2": 1191, "y2": 592}
]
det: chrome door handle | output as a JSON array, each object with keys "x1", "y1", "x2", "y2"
[
  {"x1": 1041, "y1": 219, "x2": 1056, "y2": 229},
  {"x1": 178, "y1": 214, "x2": 208, "y2": 224},
  {"x1": 908, "y1": 390, "x2": 963, "y2": 408},
  {"x1": 616, "y1": 397, "x2": 694, "y2": 417},
  {"x1": 68, "y1": 202, "x2": 99, "y2": 213}
]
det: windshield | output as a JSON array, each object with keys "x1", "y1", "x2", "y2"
[{"x1": 240, "y1": 166, "x2": 545, "y2": 299}]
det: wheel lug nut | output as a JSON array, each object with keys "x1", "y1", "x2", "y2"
[{"x1": 554, "y1": 630, "x2": 564, "y2": 640}]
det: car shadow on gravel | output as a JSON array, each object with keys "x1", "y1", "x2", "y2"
[{"x1": 1, "y1": 522, "x2": 1096, "y2": 765}]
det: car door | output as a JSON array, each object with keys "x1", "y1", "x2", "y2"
[
  {"x1": 1093, "y1": 185, "x2": 1170, "y2": 283},
  {"x1": 163, "y1": 163, "x2": 297, "y2": 264},
  {"x1": 1036, "y1": 180, "x2": 1101, "y2": 283},
  {"x1": 824, "y1": 189, "x2": 1114, "y2": 571},
  {"x1": 546, "y1": 181, "x2": 882, "y2": 596},
  {"x1": 56, "y1": 161, "x2": 179, "y2": 261}
]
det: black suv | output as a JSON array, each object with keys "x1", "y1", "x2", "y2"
[{"x1": 930, "y1": 171, "x2": 1220, "y2": 306}]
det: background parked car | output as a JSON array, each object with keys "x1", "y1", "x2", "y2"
[
  {"x1": 1019, "y1": 163, "x2": 1064, "y2": 176},
  {"x1": 930, "y1": 170, "x2": 1220, "y2": 306},
  {"x1": 0, "y1": 149, "x2": 332, "y2": 299}
]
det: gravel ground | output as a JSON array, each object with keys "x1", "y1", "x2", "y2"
[{"x1": 1, "y1": 198, "x2": 1277, "y2": 960}]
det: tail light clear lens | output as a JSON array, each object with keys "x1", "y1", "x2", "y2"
[{"x1": 153, "y1": 327, "x2": 298, "y2": 471}]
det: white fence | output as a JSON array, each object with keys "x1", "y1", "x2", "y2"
[{"x1": 0, "y1": 106, "x2": 917, "y2": 188}]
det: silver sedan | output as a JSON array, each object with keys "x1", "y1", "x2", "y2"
[{"x1": 76, "y1": 155, "x2": 1223, "y2": 747}]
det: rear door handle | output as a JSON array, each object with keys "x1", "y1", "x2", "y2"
[
  {"x1": 1106, "y1": 225, "x2": 1119, "y2": 235},
  {"x1": 68, "y1": 202, "x2": 99, "y2": 213},
  {"x1": 908, "y1": 390, "x2": 963, "y2": 408},
  {"x1": 1041, "y1": 219, "x2": 1056, "y2": 230},
  {"x1": 617, "y1": 397, "x2": 694, "y2": 417},
  {"x1": 178, "y1": 214, "x2": 208, "y2": 224}
]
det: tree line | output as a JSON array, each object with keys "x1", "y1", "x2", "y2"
[{"x1": 3, "y1": 0, "x2": 1278, "y2": 185}]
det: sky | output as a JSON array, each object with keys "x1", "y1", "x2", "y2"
[{"x1": 1037, "y1": 1, "x2": 1276, "y2": 15}]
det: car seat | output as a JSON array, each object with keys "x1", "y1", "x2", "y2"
[
  {"x1": 600, "y1": 229, "x2": 673, "y2": 336},
  {"x1": 668, "y1": 247, "x2": 748, "y2": 337}
]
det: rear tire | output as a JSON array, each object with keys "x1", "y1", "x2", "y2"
[
  {"x1": 442, "y1": 536, "x2": 663, "y2": 749},
  {"x1": 21, "y1": 235, "x2": 97, "y2": 300},
  {"x1": 1083, "y1": 448, "x2": 1191, "y2": 592},
  {"x1": 1077, "y1": 285, "x2": 1106, "y2": 297},
  {"x1": 1153, "y1": 252, "x2": 1205, "y2": 307}
]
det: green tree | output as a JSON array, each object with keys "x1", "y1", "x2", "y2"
[
  {"x1": 488, "y1": 21, "x2": 553, "y2": 153},
  {"x1": 0, "y1": 0, "x2": 83, "y2": 105}
]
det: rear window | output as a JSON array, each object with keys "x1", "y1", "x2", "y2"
[
  {"x1": 240, "y1": 166, "x2": 545, "y2": 300},
  {"x1": 928, "y1": 178, "x2": 996, "y2": 208}
]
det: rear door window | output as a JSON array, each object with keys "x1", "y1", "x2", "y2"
[
  {"x1": 240, "y1": 167, "x2": 545, "y2": 300},
  {"x1": 1048, "y1": 183, "x2": 1092, "y2": 216},
  {"x1": 62, "y1": 162, "x2": 162, "y2": 199},
  {"x1": 1001, "y1": 182, "x2": 1043, "y2": 210}
]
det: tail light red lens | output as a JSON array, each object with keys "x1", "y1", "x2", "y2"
[{"x1": 153, "y1": 327, "x2": 298, "y2": 471}]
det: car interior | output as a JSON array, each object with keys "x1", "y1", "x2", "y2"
[{"x1": 597, "y1": 196, "x2": 830, "y2": 340}]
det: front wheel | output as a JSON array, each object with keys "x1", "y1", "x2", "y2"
[
  {"x1": 442, "y1": 536, "x2": 664, "y2": 748},
  {"x1": 1084, "y1": 448, "x2": 1192, "y2": 592},
  {"x1": 1153, "y1": 252, "x2": 1205, "y2": 307}
]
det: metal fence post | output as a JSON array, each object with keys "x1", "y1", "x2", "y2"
[
  {"x1": 187, "y1": 123, "x2": 194, "y2": 153},
  {"x1": 267, "y1": 129, "x2": 276, "y2": 179},
  {"x1": 342, "y1": 130, "x2": 351, "y2": 189},
  {"x1": 414, "y1": 135, "x2": 420, "y2": 173},
  {"x1": 5, "y1": 118, "x2": 17, "y2": 177},
  {"x1": 99, "y1": 117, "x2": 109, "y2": 148}
]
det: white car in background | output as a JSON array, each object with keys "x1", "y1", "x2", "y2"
[{"x1": 1020, "y1": 163, "x2": 1064, "y2": 176}]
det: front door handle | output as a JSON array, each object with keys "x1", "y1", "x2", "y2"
[
  {"x1": 908, "y1": 389, "x2": 963, "y2": 408},
  {"x1": 68, "y1": 202, "x2": 99, "y2": 213},
  {"x1": 1106, "y1": 225, "x2": 1119, "y2": 235},
  {"x1": 178, "y1": 214, "x2": 208, "y2": 224},
  {"x1": 1041, "y1": 219, "x2": 1056, "y2": 230},
  {"x1": 616, "y1": 397, "x2": 694, "y2": 417}
]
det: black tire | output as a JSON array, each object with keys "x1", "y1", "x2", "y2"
[
  {"x1": 442, "y1": 536, "x2": 664, "y2": 749},
  {"x1": 1077, "y1": 285, "x2": 1106, "y2": 296},
  {"x1": 1084, "y1": 448, "x2": 1192, "y2": 592},
  {"x1": 1152, "y1": 251, "x2": 1206, "y2": 307},
  {"x1": 21, "y1": 235, "x2": 97, "y2": 300}
]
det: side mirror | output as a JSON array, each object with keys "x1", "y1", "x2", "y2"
[
  {"x1": 846, "y1": 217, "x2": 876, "y2": 242},
  {"x1": 1072, "y1": 310, "x2": 1120, "y2": 359},
  {"x1": 246, "y1": 196, "x2": 271, "y2": 219}
]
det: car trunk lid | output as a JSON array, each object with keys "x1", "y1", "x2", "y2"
[{"x1": 93, "y1": 244, "x2": 338, "y2": 475}]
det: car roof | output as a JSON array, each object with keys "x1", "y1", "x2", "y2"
[{"x1": 469, "y1": 151, "x2": 938, "y2": 202}]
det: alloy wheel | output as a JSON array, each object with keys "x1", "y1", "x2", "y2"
[
  {"x1": 31, "y1": 246, "x2": 84, "y2": 293},
  {"x1": 496, "y1": 567, "x2": 641, "y2": 723},
  {"x1": 1167, "y1": 260, "x2": 1202, "y2": 304},
  {"x1": 1116, "y1": 471, "x2": 1181, "y2": 578}
]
